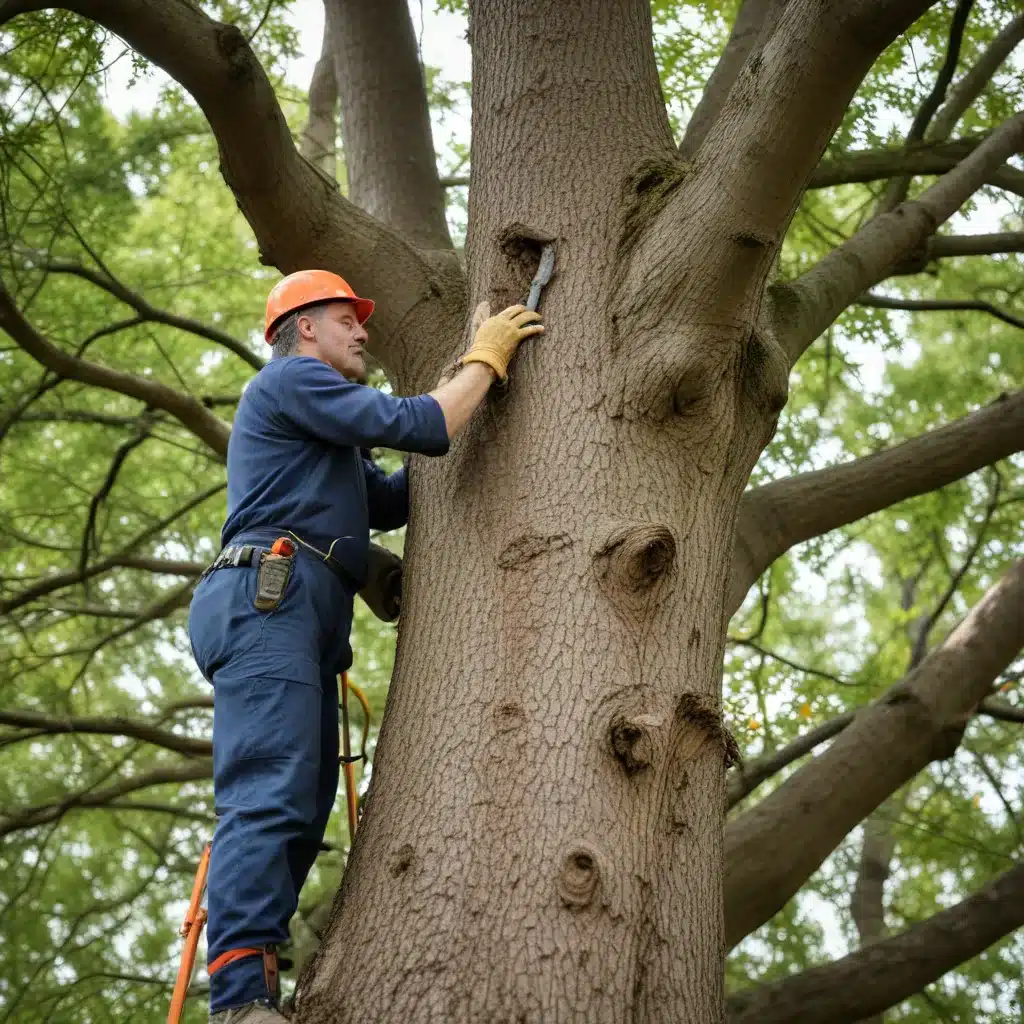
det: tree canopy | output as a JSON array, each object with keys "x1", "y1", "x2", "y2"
[{"x1": 0, "y1": 1, "x2": 1021, "y2": 1021}]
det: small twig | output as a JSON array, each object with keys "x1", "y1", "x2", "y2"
[
  {"x1": 728, "y1": 637, "x2": 861, "y2": 687},
  {"x1": 857, "y1": 293, "x2": 1024, "y2": 332}
]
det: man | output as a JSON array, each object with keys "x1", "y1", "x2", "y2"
[{"x1": 188, "y1": 270, "x2": 543, "y2": 1022}]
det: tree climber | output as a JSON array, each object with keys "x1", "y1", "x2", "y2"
[{"x1": 187, "y1": 270, "x2": 543, "y2": 1023}]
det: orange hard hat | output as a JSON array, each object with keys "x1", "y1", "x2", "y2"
[{"x1": 263, "y1": 269, "x2": 375, "y2": 342}]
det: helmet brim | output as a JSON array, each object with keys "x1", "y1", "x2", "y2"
[{"x1": 264, "y1": 295, "x2": 375, "y2": 342}]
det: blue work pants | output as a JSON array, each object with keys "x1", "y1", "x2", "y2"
[{"x1": 188, "y1": 535, "x2": 354, "y2": 1013}]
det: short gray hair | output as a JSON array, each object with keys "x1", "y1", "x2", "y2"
[
  {"x1": 270, "y1": 304, "x2": 328, "y2": 360},
  {"x1": 270, "y1": 312, "x2": 300, "y2": 360}
]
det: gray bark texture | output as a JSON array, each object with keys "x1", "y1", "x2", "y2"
[{"x1": 6, "y1": 0, "x2": 1024, "y2": 1021}]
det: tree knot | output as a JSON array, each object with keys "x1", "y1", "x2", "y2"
[
  {"x1": 556, "y1": 844, "x2": 603, "y2": 910},
  {"x1": 215, "y1": 23, "x2": 254, "y2": 79},
  {"x1": 390, "y1": 844, "x2": 417, "y2": 878},
  {"x1": 740, "y1": 323, "x2": 789, "y2": 420},
  {"x1": 609, "y1": 713, "x2": 663, "y2": 774},
  {"x1": 596, "y1": 523, "x2": 676, "y2": 593}
]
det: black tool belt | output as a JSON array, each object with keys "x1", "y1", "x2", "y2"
[{"x1": 201, "y1": 542, "x2": 354, "y2": 588}]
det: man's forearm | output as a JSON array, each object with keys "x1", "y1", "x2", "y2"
[{"x1": 429, "y1": 363, "x2": 496, "y2": 439}]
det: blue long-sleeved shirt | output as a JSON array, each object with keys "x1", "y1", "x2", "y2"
[{"x1": 222, "y1": 356, "x2": 449, "y2": 584}]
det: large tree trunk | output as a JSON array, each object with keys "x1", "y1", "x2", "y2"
[
  {"x1": 295, "y1": 2, "x2": 777, "y2": 1021},
  {"x1": 16, "y1": 0, "x2": 1024, "y2": 1020}
]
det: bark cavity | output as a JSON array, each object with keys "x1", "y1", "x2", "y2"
[
  {"x1": 215, "y1": 24, "x2": 253, "y2": 80},
  {"x1": 494, "y1": 224, "x2": 557, "y2": 311},
  {"x1": 596, "y1": 523, "x2": 676, "y2": 593},
  {"x1": 494, "y1": 701, "x2": 527, "y2": 734},
  {"x1": 556, "y1": 844, "x2": 602, "y2": 910},
  {"x1": 390, "y1": 843, "x2": 416, "y2": 878},
  {"x1": 609, "y1": 713, "x2": 662, "y2": 775},
  {"x1": 675, "y1": 692, "x2": 732, "y2": 766}
]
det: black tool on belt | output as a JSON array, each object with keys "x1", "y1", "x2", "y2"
[{"x1": 200, "y1": 534, "x2": 355, "y2": 595}]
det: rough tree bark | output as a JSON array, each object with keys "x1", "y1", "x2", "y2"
[
  {"x1": 6, "y1": 0, "x2": 1024, "y2": 1021},
  {"x1": 297, "y1": 1, "x2": 934, "y2": 1021}
]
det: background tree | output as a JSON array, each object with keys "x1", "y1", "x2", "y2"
[{"x1": 0, "y1": 1, "x2": 1021, "y2": 1021}]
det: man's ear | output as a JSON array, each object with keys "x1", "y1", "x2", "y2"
[{"x1": 296, "y1": 311, "x2": 317, "y2": 340}]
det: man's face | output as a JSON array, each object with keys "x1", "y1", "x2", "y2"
[{"x1": 300, "y1": 301, "x2": 368, "y2": 380}]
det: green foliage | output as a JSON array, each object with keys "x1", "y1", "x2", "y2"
[{"x1": 1, "y1": 1, "x2": 1022, "y2": 1021}]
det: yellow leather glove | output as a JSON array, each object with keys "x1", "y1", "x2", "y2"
[{"x1": 458, "y1": 303, "x2": 544, "y2": 382}]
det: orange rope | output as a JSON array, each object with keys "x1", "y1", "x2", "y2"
[
  {"x1": 341, "y1": 673, "x2": 360, "y2": 844},
  {"x1": 167, "y1": 842, "x2": 211, "y2": 1023}
]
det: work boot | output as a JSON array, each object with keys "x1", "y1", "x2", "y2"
[{"x1": 209, "y1": 1000, "x2": 289, "y2": 1023}]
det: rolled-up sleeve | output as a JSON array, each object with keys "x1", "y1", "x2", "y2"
[{"x1": 274, "y1": 357, "x2": 450, "y2": 455}]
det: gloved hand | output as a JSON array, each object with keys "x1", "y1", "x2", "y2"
[
  {"x1": 458, "y1": 303, "x2": 544, "y2": 382},
  {"x1": 358, "y1": 542, "x2": 403, "y2": 622}
]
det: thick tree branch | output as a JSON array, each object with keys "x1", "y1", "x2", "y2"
[
  {"x1": 779, "y1": 112, "x2": 1024, "y2": 365},
  {"x1": 980, "y1": 697, "x2": 1024, "y2": 724},
  {"x1": 727, "y1": 712, "x2": 855, "y2": 808},
  {"x1": 22, "y1": 254, "x2": 265, "y2": 370},
  {"x1": 724, "y1": 560, "x2": 1024, "y2": 947},
  {"x1": 298, "y1": 1, "x2": 338, "y2": 180},
  {"x1": 856, "y1": 293, "x2": 1024, "y2": 332},
  {"x1": 0, "y1": 280, "x2": 232, "y2": 455},
  {"x1": 808, "y1": 136, "x2": 1024, "y2": 195},
  {"x1": 928, "y1": 13, "x2": 1024, "y2": 142},
  {"x1": 0, "y1": 709, "x2": 211, "y2": 757},
  {"x1": 0, "y1": 760, "x2": 212, "y2": 838},
  {"x1": 654, "y1": 0, "x2": 935, "y2": 320},
  {"x1": 927, "y1": 231, "x2": 1024, "y2": 258},
  {"x1": 727, "y1": 695, "x2": 1018, "y2": 810},
  {"x1": 728, "y1": 392, "x2": 1024, "y2": 616},
  {"x1": 851, "y1": 805, "x2": 898, "y2": 954},
  {"x1": 328, "y1": 0, "x2": 452, "y2": 250},
  {"x1": 727, "y1": 863, "x2": 1024, "y2": 1024},
  {"x1": 0, "y1": 0, "x2": 466, "y2": 384},
  {"x1": 876, "y1": 230, "x2": 1024, "y2": 278},
  {"x1": 678, "y1": 0, "x2": 790, "y2": 159},
  {"x1": 877, "y1": 0, "x2": 976, "y2": 213}
]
